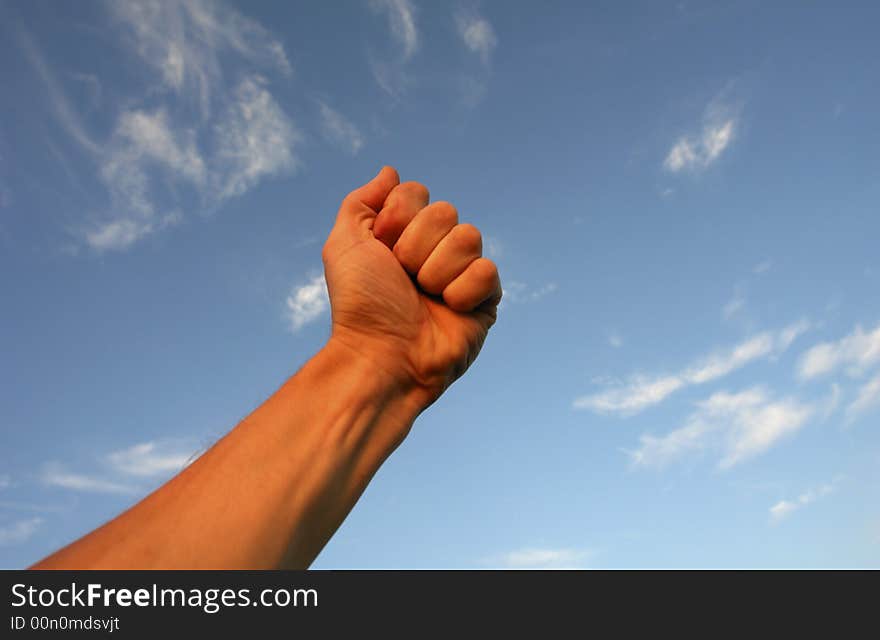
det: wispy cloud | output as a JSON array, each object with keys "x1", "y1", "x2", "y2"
[
  {"x1": 86, "y1": 72, "x2": 299, "y2": 251},
  {"x1": 106, "y1": 0, "x2": 292, "y2": 112},
  {"x1": 492, "y1": 547, "x2": 591, "y2": 569},
  {"x1": 797, "y1": 322, "x2": 880, "y2": 380},
  {"x1": 107, "y1": 441, "x2": 197, "y2": 477},
  {"x1": 213, "y1": 75, "x2": 300, "y2": 200},
  {"x1": 41, "y1": 465, "x2": 134, "y2": 495},
  {"x1": 452, "y1": 8, "x2": 498, "y2": 106},
  {"x1": 502, "y1": 281, "x2": 557, "y2": 304},
  {"x1": 574, "y1": 322, "x2": 809, "y2": 416},
  {"x1": 753, "y1": 259, "x2": 773, "y2": 275},
  {"x1": 770, "y1": 479, "x2": 839, "y2": 523},
  {"x1": 367, "y1": 0, "x2": 419, "y2": 97},
  {"x1": 114, "y1": 109, "x2": 206, "y2": 185},
  {"x1": 847, "y1": 373, "x2": 880, "y2": 419},
  {"x1": 664, "y1": 94, "x2": 740, "y2": 173},
  {"x1": 317, "y1": 100, "x2": 365, "y2": 155},
  {"x1": 484, "y1": 236, "x2": 503, "y2": 259},
  {"x1": 608, "y1": 332, "x2": 624, "y2": 349},
  {"x1": 722, "y1": 286, "x2": 746, "y2": 320},
  {"x1": 84, "y1": 216, "x2": 178, "y2": 253},
  {"x1": 0, "y1": 517, "x2": 44, "y2": 546},
  {"x1": 16, "y1": 26, "x2": 100, "y2": 154},
  {"x1": 370, "y1": 0, "x2": 419, "y2": 59},
  {"x1": 89, "y1": 107, "x2": 204, "y2": 250},
  {"x1": 0, "y1": 474, "x2": 10, "y2": 490},
  {"x1": 39, "y1": 439, "x2": 199, "y2": 497},
  {"x1": 20, "y1": 0, "x2": 299, "y2": 252},
  {"x1": 629, "y1": 387, "x2": 813, "y2": 470},
  {"x1": 286, "y1": 274, "x2": 330, "y2": 332},
  {"x1": 455, "y1": 10, "x2": 498, "y2": 66}
]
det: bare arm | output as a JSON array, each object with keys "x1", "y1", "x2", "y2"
[{"x1": 32, "y1": 167, "x2": 501, "y2": 569}]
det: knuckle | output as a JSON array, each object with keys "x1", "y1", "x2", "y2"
[
  {"x1": 381, "y1": 194, "x2": 401, "y2": 214},
  {"x1": 378, "y1": 200, "x2": 403, "y2": 226},
  {"x1": 472, "y1": 257, "x2": 497, "y2": 282},
  {"x1": 429, "y1": 201, "x2": 458, "y2": 226},
  {"x1": 392, "y1": 242, "x2": 414, "y2": 270},
  {"x1": 452, "y1": 223, "x2": 482, "y2": 254},
  {"x1": 443, "y1": 290, "x2": 469, "y2": 312},
  {"x1": 416, "y1": 270, "x2": 442, "y2": 295},
  {"x1": 399, "y1": 181, "x2": 430, "y2": 202},
  {"x1": 341, "y1": 189, "x2": 360, "y2": 207}
]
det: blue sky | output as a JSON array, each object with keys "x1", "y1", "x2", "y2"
[{"x1": 1, "y1": 0, "x2": 878, "y2": 568}]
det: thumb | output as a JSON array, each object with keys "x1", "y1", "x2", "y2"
[{"x1": 343, "y1": 166, "x2": 400, "y2": 215}]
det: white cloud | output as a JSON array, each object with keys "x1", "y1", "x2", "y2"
[
  {"x1": 575, "y1": 322, "x2": 809, "y2": 416},
  {"x1": 214, "y1": 75, "x2": 300, "y2": 200},
  {"x1": 286, "y1": 274, "x2": 330, "y2": 332},
  {"x1": 455, "y1": 11, "x2": 498, "y2": 66},
  {"x1": 370, "y1": 0, "x2": 419, "y2": 59},
  {"x1": 21, "y1": 1, "x2": 299, "y2": 252},
  {"x1": 452, "y1": 9, "x2": 497, "y2": 106},
  {"x1": 769, "y1": 479, "x2": 838, "y2": 523},
  {"x1": 368, "y1": 56, "x2": 407, "y2": 98},
  {"x1": 629, "y1": 387, "x2": 813, "y2": 470},
  {"x1": 317, "y1": 100, "x2": 365, "y2": 155},
  {"x1": 798, "y1": 322, "x2": 880, "y2": 379},
  {"x1": 778, "y1": 321, "x2": 810, "y2": 350},
  {"x1": 664, "y1": 119, "x2": 736, "y2": 172},
  {"x1": 0, "y1": 517, "x2": 44, "y2": 546},
  {"x1": 86, "y1": 73, "x2": 298, "y2": 252},
  {"x1": 0, "y1": 474, "x2": 10, "y2": 490},
  {"x1": 107, "y1": 441, "x2": 197, "y2": 477},
  {"x1": 39, "y1": 439, "x2": 199, "y2": 497},
  {"x1": 701, "y1": 119, "x2": 735, "y2": 163},
  {"x1": 85, "y1": 216, "x2": 176, "y2": 253},
  {"x1": 41, "y1": 465, "x2": 134, "y2": 495},
  {"x1": 664, "y1": 138, "x2": 697, "y2": 172},
  {"x1": 107, "y1": 0, "x2": 292, "y2": 114},
  {"x1": 609, "y1": 332, "x2": 624, "y2": 349},
  {"x1": 663, "y1": 94, "x2": 740, "y2": 173},
  {"x1": 494, "y1": 547, "x2": 590, "y2": 569},
  {"x1": 115, "y1": 110, "x2": 206, "y2": 184},
  {"x1": 847, "y1": 373, "x2": 880, "y2": 419},
  {"x1": 502, "y1": 281, "x2": 557, "y2": 304},
  {"x1": 86, "y1": 108, "x2": 203, "y2": 250},
  {"x1": 580, "y1": 375, "x2": 684, "y2": 415},
  {"x1": 768, "y1": 500, "x2": 797, "y2": 521}
]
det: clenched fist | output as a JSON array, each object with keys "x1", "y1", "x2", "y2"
[{"x1": 322, "y1": 166, "x2": 502, "y2": 409}]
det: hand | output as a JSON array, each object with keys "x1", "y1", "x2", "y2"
[{"x1": 322, "y1": 167, "x2": 502, "y2": 409}]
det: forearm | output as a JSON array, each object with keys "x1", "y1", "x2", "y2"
[{"x1": 32, "y1": 339, "x2": 423, "y2": 569}]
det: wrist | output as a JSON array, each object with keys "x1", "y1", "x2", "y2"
[
  {"x1": 324, "y1": 331, "x2": 438, "y2": 414},
  {"x1": 318, "y1": 336, "x2": 429, "y2": 435}
]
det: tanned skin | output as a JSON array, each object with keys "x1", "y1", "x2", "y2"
[{"x1": 32, "y1": 167, "x2": 501, "y2": 569}]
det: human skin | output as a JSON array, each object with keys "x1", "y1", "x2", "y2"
[{"x1": 32, "y1": 167, "x2": 501, "y2": 569}]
